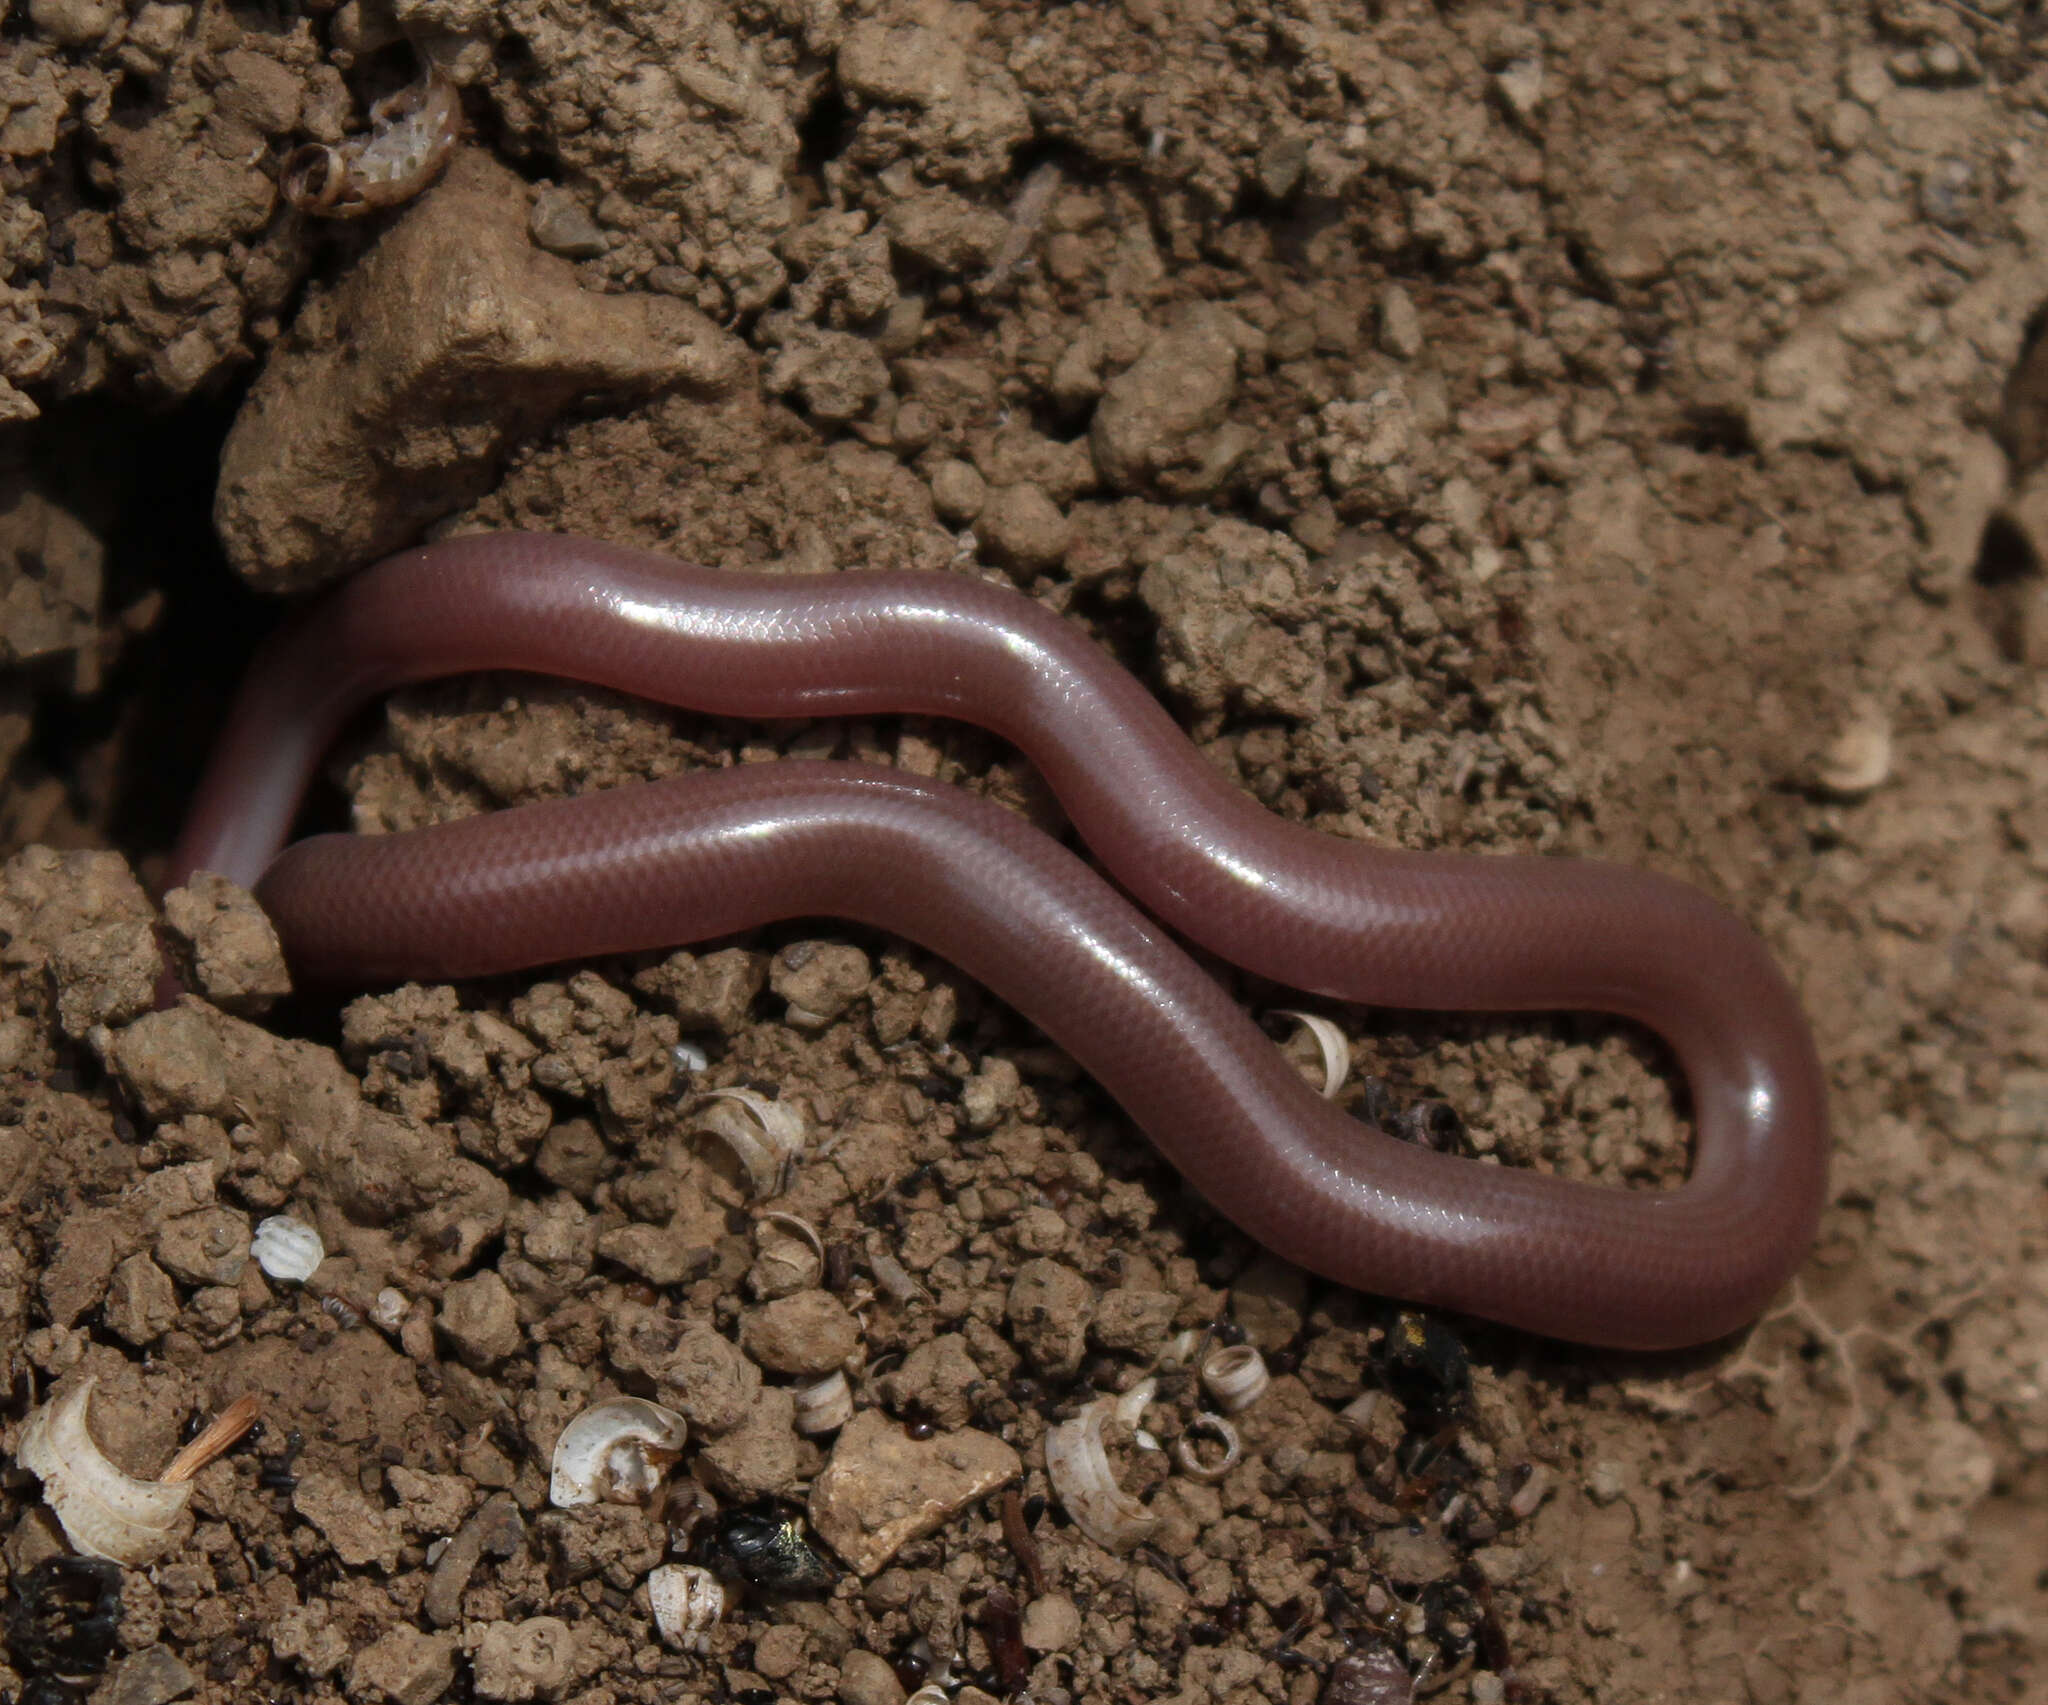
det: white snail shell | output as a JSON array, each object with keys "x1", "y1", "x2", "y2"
[
  {"x1": 16, "y1": 1379, "x2": 192, "y2": 1565},
  {"x1": 549, "y1": 1398, "x2": 688, "y2": 1508},
  {"x1": 250, "y1": 1214, "x2": 324, "y2": 1283},
  {"x1": 648, "y1": 1563, "x2": 724, "y2": 1653}
]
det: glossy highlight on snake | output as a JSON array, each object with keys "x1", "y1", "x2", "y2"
[{"x1": 169, "y1": 532, "x2": 1829, "y2": 1350}]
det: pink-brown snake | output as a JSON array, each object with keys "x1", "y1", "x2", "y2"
[{"x1": 169, "y1": 532, "x2": 1828, "y2": 1350}]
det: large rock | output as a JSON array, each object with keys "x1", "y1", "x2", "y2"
[
  {"x1": 215, "y1": 152, "x2": 745, "y2": 593},
  {"x1": 808, "y1": 1409, "x2": 1019, "y2": 1576}
]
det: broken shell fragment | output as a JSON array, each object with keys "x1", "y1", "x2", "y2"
[
  {"x1": 250, "y1": 1214, "x2": 324, "y2": 1283},
  {"x1": 648, "y1": 1562, "x2": 724, "y2": 1653},
  {"x1": 1812, "y1": 701, "x2": 1893, "y2": 798},
  {"x1": 1508, "y1": 1462, "x2": 1555, "y2": 1520},
  {"x1": 691, "y1": 1088, "x2": 806, "y2": 1198},
  {"x1": 868, "y1": 1251, "x2": 930, "y2": 1304},
  {"x1": 750, "y1": 1212, "x2": 825, "y2": 1298},
  {"x1": 793, "y1": 1370, "x2": 853, "y2": 1436},
  {"x1": 15, "y1": 1379, "x2": 193, "y2": 1565},
  {"x1": 369, "y1": 1288, "x2": 409, "y2": 1333},
  {"x1": 549, "y1": 1399, "x2": 688, "y2": 1509},
  {"x1": 1274, "y1": 1009, "x2": 1352, "y2": 1099},
  {"x1": 1200, "y1": 1344, "x2": 1270, "y2": 1414},
  {"x1": 1044, "y1": 1390, "x2": 1160, "y2": 1553},
  {"x1": 1339, "y1": 1390, "x2": 1383, "y2": 1432}
]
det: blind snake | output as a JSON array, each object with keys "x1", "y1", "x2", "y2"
[{"x1": 168, "y1": 532, "x2": 1828, "y2": 1350}]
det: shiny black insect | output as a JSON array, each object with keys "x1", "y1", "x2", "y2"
[
  {"x1": 700, "y1": 1501, "x2": 836, "y2": 1593},
  {"x1": 1379, "y1": 1312, "x2": 1469, "y2": 1406},
  {"x1": 4, "y1": 1557, "x2": 124, "y2": 1686},
  {"x1": 256, "y1": 1427, "x2": 305, "y2": 1493}
]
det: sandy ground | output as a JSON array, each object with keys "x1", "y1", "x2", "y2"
[{"x1": 0, "y1": 1, "x2": 2042, "y2": 1702}]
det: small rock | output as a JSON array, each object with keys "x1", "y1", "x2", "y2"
[
  {"x1": 770, "y1": 941, "x2": 871, "y2": 1028},
  {"x1": 387, "y1": 1465, "x2": 476, "y2": 1536},
  {"x1": 1009, "y1": 1204, "x2": 1068, "y2": 1256},
  {"x1": 1469, "y1": 1544, "x2": 1531, "y2": 1586},
  {"x1": 535, "y1": 1503, "x2": 662, "y2": 1587},
  {"x1": 755, "y1": 1623, "x2": 807, "y2": 1679},
  {"x1": 1370, "y1": 1525, "x2": 1457, "y2": 1586},
  {"x1": 1021, "y1": 1593, "x2": 1081, "y2": 1652},
  {"x1": 293, "y1": 1470, "x2": 403, "y2": 1570},
  {"x1": 1255, "y1": 133, "x2": 1309, "y2": 198},
  {"x1": 270, "y1": 1601, "x2": 351, "y2": 1677},
  {"x1": 213, "y1": 49, "x2": 303, "y2": 137},
  {"x1": 438, "y1": 1271, "x2": 523, "y2": 1368},
  {"x1": 469, "y1": 1617, "x2": 579, "y2": 1703},
  {"x1": 1131, "y1": 1565, "x2": 1190, "y2": 1642},
  {"x1": 808, "y1": 1409, "x2": 1022, "y2": 1575},
  {"x1": 1090, "y1": 305, "x2": 1246, "y2": 496},
  {"x1": 0, "y1": 847, "x2": 161, "y2": 1038},
  {"x1": 424, "y1": 1493, "x2": 525, "y2": 1628},
  {"x1": 610, "y1": 1315, "x2": 761, "y2": 1434},
  {"x1": 95, "y1": 1645, "x2": 198, "y2": 1705},
  {"x1": 696, "y1": 1387, "x2": 803, "y2": 1500},
  {"x1": 880, "y1": 1334, "x2": 984, "y2": 1431},
  {"x1": 1230, "y1": 1255, "x2": 1307, "y2": 1352},
  {"x1": 959, "y1": 1058, "x2": 1020, "y2": 1130},
  {"x1": 1492, "y1": 53, "x2": 1543, "y2": 126},
  {"x1": 528, "y1": 186, "x2": 608, "y2": 258},
  {"x1": 160, "y1": 873, "x2": 291, "y2": 1015},
  {"x1": 838, "y1": 1648, "x2": 907, "y2": 1705},
  {"x1": 1005, "y1": 1259, "x2": 1093, "y2": 1378},
  {"x1": 1377, "y1": 286, "x2": 1423, "y2": 361},
  {"x1": 742, "y1": 1290, "x2": 861, "y2": 1377},
  {"x1": 929, "y1": 458, "x2": 987, "y2": 525},
  {"x1": 41, "y1": 1209, "x2": 124, "y2": 1328},
  {"x1": 1585, "y1": 1460, "x2": 1628, "y2": 1505},
  {"x1": 595, "y1": 1221, "x2": 714, "y2": 1288},
  {"x1": 1919, "y1": 156, "x2": 1977, "y2": 231},
  {"x1": 764, "y1": 321, "x2": 891, "y2": 423},
  {"x1": 183, "y1": 1285, "x2": 241, "y2": 1342},
  {"x1": 348, "y1": 1625, "x2": 459, "y2": 1705},
  {"x1": 633, "y1": 947, "x2": 767, "y2": 1035},
  {"x1": 534, "y1": 1118, "x2": 612, "y2": 1198},
  {"x1": 103, "y1": 1254, "x2": 179, "y2": 1347},
  {"x1": 26, "y1": 0, "x2": 115, "y2": 47},
  {"x1": 153, "y1": 1207, "x2": 250, "y2": 1288},
  {"x1": 1089, "y1": 1287, "x2": 1178, "y2": 1354},
  {"x1": 882, "y1": 188, "x2": 1010, "y2": 275},
  {"x1": 128, "y1": 1160, "x2": 217, "y2": 1227},
  {"x1": 976, "y1": 484, "x2": 1071, "y2": 572}
]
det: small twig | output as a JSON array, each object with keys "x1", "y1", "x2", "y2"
[
  {"x1": 1000, "y1": 1487, "x2": 1049, "y2": 1598},
  {"x1": 162, "y1": 1394, "x2": 262, "y2": 1484}
]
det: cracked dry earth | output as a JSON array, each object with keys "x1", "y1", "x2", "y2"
[{"x1": 0, "y1": 0, "x2": 2045, "y2": 1703}]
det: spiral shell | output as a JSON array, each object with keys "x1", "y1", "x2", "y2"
[
  {"x1": 1199, "y1": 1343, "x2": 1270, "y2": 1414},
  {"x1": 15, "y1": 1379, "x2": 192, "y2": 1565},
  {"x1": 1044, "y1": 1383, "x2": 1160, "y2": 1553},
  {"x1": 549, "y1": 1399, "x2": 688, "y2": 1508},
  {"x1": 793, "y1": 1370, "x2": 853, "y2": 1435},
  {"x1": 692, "y1": 1088, "x2": 806, "y2": 1198},
  {"x1": 648, "y1": 1563, "x2": 724, "y2": 1653},
  {"x1": 250, "y1": 1214, "x2": 324, "y2": 1283}
]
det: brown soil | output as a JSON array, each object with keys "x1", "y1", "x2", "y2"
[{"x1": 0, "y1": 2, "x2": 2043, "y2": 1703}]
